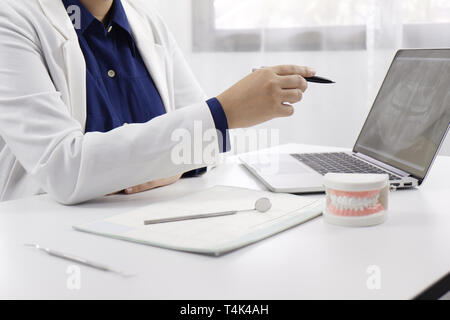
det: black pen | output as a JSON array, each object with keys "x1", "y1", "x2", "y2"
[
  {"x1": 304, "y1": 76, "x2": 335, "y2": 84},
  {"x1": 252, "y1": 68, "x2": 335, "y2": 84}
]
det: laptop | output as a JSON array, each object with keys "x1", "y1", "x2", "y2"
[{"x1": 240, "y1": 49, "x2": 450, "y2": 193}]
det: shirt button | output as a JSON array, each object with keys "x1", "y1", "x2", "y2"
[
  {"x1": 107, "y1": 70, "x2": 116, "y2": 78},
  {"x1": 107, "y1": 25, "x2": 113, "y2": 33}
]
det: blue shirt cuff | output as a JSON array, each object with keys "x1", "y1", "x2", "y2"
[{"x1": 206, "y1": 97, "x2": 230, "y2": 153}]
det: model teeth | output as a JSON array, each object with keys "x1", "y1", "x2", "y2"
[{"x1": 330, "y1": 194, "x2": 379, "y2": 211}]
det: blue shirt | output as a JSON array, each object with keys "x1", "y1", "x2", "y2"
[{"x1": 62, "y1": 0, "x2": 229, "y2": 154}]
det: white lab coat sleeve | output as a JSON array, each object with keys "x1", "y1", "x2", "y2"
[{"x1": 0, "y1": 5, "x2": 220, "y2": 205}]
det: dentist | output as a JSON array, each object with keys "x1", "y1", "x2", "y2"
[{"x1": 0, "y1": 0, "x2": 314, "y2": 204}]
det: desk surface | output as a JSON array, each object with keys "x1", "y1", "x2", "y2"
[{"x1": 1, "y1": 144, "x2": 449, "y2": 299}]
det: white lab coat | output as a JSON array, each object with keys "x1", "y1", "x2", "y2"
[{"x1": 0, "y1": 0, "x2": 220, "y2": 204}]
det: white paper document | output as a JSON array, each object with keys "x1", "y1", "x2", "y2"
[{"x1": 73, "y1": 186, "x2": 324, "y2": 255}]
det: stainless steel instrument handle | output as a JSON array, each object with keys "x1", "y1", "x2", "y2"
[{"x1": 143, "y1": 210, "x2": 238, "y2": 225}]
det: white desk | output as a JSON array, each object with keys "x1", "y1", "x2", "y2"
[{"x1": 1, "y1": 144, "x2": 449, "y2": 299}]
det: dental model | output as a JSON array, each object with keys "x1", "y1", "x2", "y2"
[
  {"x1": 323, "y1": 173, "x2": 389, "y2": 227},
  {"x1": 328, "y1": 190, "x2": 384, "y2": 216}
]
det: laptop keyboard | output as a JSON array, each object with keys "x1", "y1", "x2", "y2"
[{"x1": 291, "y1": 152, "x2": 401, "y2": 181}]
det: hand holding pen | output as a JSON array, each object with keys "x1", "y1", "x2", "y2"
[
  {"x1": 216, "y1": 64, "x2": 334, "y2": 129},
  {"x1": 252, "y1": 67, "x2": 335, "y2": 83}
]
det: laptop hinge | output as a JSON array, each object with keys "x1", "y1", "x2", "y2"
[{"x1": 352, "y1": 152, "x2": 413, "y2": 178}]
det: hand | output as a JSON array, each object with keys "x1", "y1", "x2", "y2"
[
  {"x1": 217, "y1": 65, "x2": 315, "y2": 129},
  {"x1": 123, "y1": 174, "x2": 183, "y2": 195}
]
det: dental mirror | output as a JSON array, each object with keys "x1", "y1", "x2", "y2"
[
  {"x1": 254, "y1": 197, "x2": 272, "y2": 213},
  {"x1": 144, "y1": 197, "x2": 273, "y2": 225}
]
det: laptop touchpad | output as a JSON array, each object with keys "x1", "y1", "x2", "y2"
[{"x1": 251, "y1": 155, "x2": 314, "y2": 175}]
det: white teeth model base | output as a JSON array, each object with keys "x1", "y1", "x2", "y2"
[{"x1": 323, "y1": 209, "x2": 387, "y2": 227}]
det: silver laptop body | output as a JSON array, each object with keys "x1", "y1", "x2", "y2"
[{"x1": 240, "y1": 49, "x2": 450, "y2": 193}]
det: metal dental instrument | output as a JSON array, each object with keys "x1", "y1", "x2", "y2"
[
  {"x1": 143, "y1": 197, "x2": 272, "y2": 225},
  {"x1": 24, "y1": 243, "x2": 134, "y2": 278}
]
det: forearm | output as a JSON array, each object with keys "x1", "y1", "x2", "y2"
[{"x1": 1, "y1": 99, "x2": 218, "y2": 205}]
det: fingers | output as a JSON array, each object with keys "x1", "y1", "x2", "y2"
[
  {"x1": 276, "y1": 87, "x2": 304, "y2": 117},
  {"x1": 280, "y1": 88, "x2": 303, "y2": 104},
  {"x1": 277, "y1": 103, "x2": 295, "y2": 117},
  {"x1": 124, "y1": 174, "x2": 182, "y2": 194},
  {"x1": 278, "y1": 74, "x2": 308, "y2": 91},
  {"x1": 124, "y1": 181, "x2": 157, "y2": 194},
  {"x1": 270, "y1": 65, "x2": 316, "y2": 77},
  {"x1": 106, "y1": 190, "x2": 122, "y2": 196}
]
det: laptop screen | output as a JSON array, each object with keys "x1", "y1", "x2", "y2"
[{"x1": 354, "y1": 49, "x2": 450, "y2": 180}]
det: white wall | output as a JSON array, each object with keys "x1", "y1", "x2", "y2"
[{"x1": 152, "y1": 0, "x2": 450, "y2": 156}]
